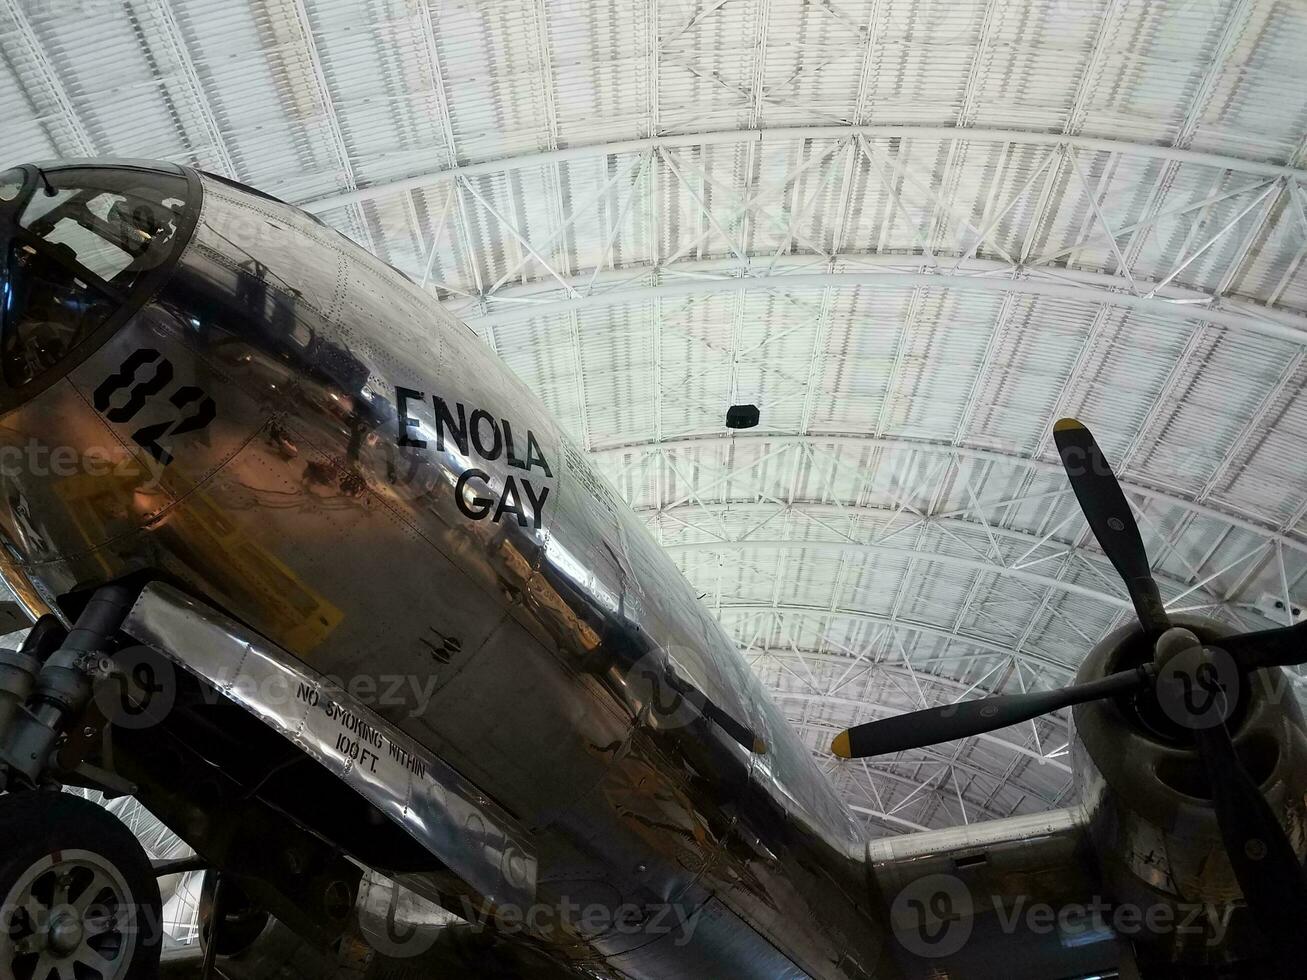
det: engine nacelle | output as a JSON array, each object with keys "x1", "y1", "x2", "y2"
[{"x1": 1072, "y1": 615, "x2": 1307, "y2": 969}]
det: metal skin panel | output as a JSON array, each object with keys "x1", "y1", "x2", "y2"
[
  {"x1": 0, "y1": 166, "x2": 890, "y2": 979},
  {"x1": 8, "y1": 158, "x2": 1307, "y2": 978},
  {"x1": 123, "y1": 582, "x2": 538, "y2": 913},
  {"x1": 19, "y1": 160, "x2": 1304, "y2": 980},
  {"x1": 867, "y1": 808, "x2": 1121, "y2": 980},
  {"x1": 0, "y1": 375, "x2": 154, "y2": 570}
]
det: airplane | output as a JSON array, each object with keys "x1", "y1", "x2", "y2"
[{"x1": 0, "y1": 158, "x2": 1306, "y2": 980}]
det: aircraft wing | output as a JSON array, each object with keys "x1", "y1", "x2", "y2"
[
  {"x1": 868, "y1": 806, "x2": 1130, "y2": 980},
  {"x1": 158, "y1": 807, "x2": 1127, "y2": 980}
]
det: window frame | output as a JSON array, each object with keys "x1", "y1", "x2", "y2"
[{"x1": 0, "y1": 162, "x2": 201, "y2": 412}]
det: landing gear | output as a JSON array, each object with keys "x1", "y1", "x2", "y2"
[
  {"x1": 198, "y1": 871, "x2": 271, "y2": 959},
  {"x1": 0, "y1": 791, "x2": 162, "y2": 979}
]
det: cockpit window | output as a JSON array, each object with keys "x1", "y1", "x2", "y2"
[
  {"x1": 0, "y1": 167, "x2": 189, "y2": 387},
  {"x1": 0, "y1": 169, "x2": 21, "y2": 204}
]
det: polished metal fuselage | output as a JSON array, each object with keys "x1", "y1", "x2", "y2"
[{"x1": 0, "y1": 171, "x2": 887, "y2": 978}]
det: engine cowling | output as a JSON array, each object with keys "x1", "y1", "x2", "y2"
[{"x1": 1072, "y1": 614, "x2": 1307, "y2": 969}]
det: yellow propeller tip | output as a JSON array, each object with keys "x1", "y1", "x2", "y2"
[
  {"x1": 752, "y1": 738, "x2": 769, "y2": 755},
  {"x1": 1054, "y1": 417, "x2": 1085, "y2": 433},
  {"x1": 831, "y1": 732, "x2": 852, "y2": 759}
]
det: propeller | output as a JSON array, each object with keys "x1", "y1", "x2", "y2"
[
  {"x1": 1218, "y1": 620, "x2": 1307, "y2": 671},
  {"x1": 832, "y1": 417, "x2": 1307, "y2": 959},
  {"x1": 1191, "y1": 702, "x2": 1307, "y2": 947},
  {"x1": 831, "y1": 665, "x2": 1152, "y2": 759},
  {"x1": 1051, "y1": 419, "x2": 1170, "y2": 635}
]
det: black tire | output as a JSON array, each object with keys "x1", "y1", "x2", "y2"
[{"x1": 0, "y1": 790, "x2": 163, "y2": 980}]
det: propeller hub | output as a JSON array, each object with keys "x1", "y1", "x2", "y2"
[
  {"x1": 1153, "y1": 627, "x2": 1202, "y2": 670},
  {"x1": 1072, "y1": 614, "x2": 1307, "y2": 965},
  {"x1": 1097, "y1": 623, "x2": 1250, "y2": 749},
  {"x1": 1154, "y1": 644, "x2": 1242, "y2": 733}
]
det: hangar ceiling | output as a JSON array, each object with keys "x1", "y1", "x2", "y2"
[{"x1": 4, "y1": 0, "x2": 1307, "y2": 834}]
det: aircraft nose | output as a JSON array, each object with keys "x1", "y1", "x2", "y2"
[{"x1": 0, "y1": 161, "x2": 200, "y2": 408}]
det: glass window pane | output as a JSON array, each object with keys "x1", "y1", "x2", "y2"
[
  {"x1": 1, "y1": 167, "x2": 191, "y2": 388},
  {"x1": 43, "y1": 217, "x2": 134, "y2": 281},
  {"x1": 19, "y1": 188, "x2": 75, "y2": 225},
  {"x1": 0, "y1": 169, "x2": 22, "y2": 204},
  {"x1": 2, "y1": 241, "x2": 119, "y2": 386},
  {"x1": 19, "y1": 174, "x2": 187, "y2": 290}
]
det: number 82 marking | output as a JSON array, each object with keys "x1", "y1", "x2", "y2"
[{"x1": 92, "y1": 349, "x2": 217, "y2": 466}]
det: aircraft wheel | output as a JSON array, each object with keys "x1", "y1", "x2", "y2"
[{"x1": 0, "y1": 790, "x2": 163, "y2": 980}]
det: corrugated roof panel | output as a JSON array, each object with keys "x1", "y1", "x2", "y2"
[{"x1": 5, "y1": 0, "x2": 1305, "y2": 835}]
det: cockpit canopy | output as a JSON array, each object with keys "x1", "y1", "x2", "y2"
[{"x1": 0, "y1": 163, "x2": 196, "y2": 400}]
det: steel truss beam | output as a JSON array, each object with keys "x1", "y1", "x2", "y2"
[
  {"x1": 1, "y1": 0, "x2": 97, "y2": 156},
  {"x1": 840, "y1": 768, "x2": 1018, "y2": 832},
  {"x1": 764, "y1": 683, "x2": 1070, "y2": 773},
  {"x1": 839, "y1": 767, "x2": 1015, "y2": 829},
  {"x1": 818, "y1": 748, "x2": 1061, "y2": 826},
  {"x1": 847, "y1": 805, "x2": 932, "y2": 834},
  {"x1": 795, "y1": 719, "x2": 1066, "y2": 819},
  {"x1": 721, "y1": 602, "x2": 1076, "y2": 674},
  {"x1": 643, "y1": 499, "x2": 1224, "y2": 615},
  {"x1": 454, "y1": 255, "x2": 1307, "y2": 344},
  {"x1": 303, "y1": 125, "x2": 1307, "y2": 213},
  {"x1": 672, "y1": 536, "x2": 1136, "y2": 609},
  {"x1": 326, "y1": 122, "x2": 1307, "y2": 344},
  {"x1": 391, "y1": 125, "x2": 1303, "y2": 342},
  {"x1": 831, "y1": 758, "x2": 1013, "y2": 831},
  {"x1": 591, "y1": 433, "x2": 1307, "y2": 557}
]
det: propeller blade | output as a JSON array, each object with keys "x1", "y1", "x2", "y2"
[
  {"x1": 1053, "y1": 418, "x2": 1169, "y2": 635},
  {"x1": 703, "y1": 701, "x2": 768, "y2": 755},
  {"x1": 831, "y1": 666, "x2": 1152, "y2": 759},
  {"x1": 1219, "y1": 620, "x2": 1307, "y2": 671},
  {"x1": 655, "y1": 661, "x2": 768, "y2": 754},
  {"x1": 1192, "y1": 717, "x2": 1307, "y2": 955},
  {"x1": 1153, "y1": 644, "x2": 1307, "y2": 961}
]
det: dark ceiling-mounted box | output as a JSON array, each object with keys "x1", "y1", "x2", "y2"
[{"x1": 726, "y1": 404, "x2": 760, "y2": 429}]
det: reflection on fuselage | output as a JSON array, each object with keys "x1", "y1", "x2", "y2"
[{"x1": 0, "y1": 164, "x2": 887, "y2": 979}]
